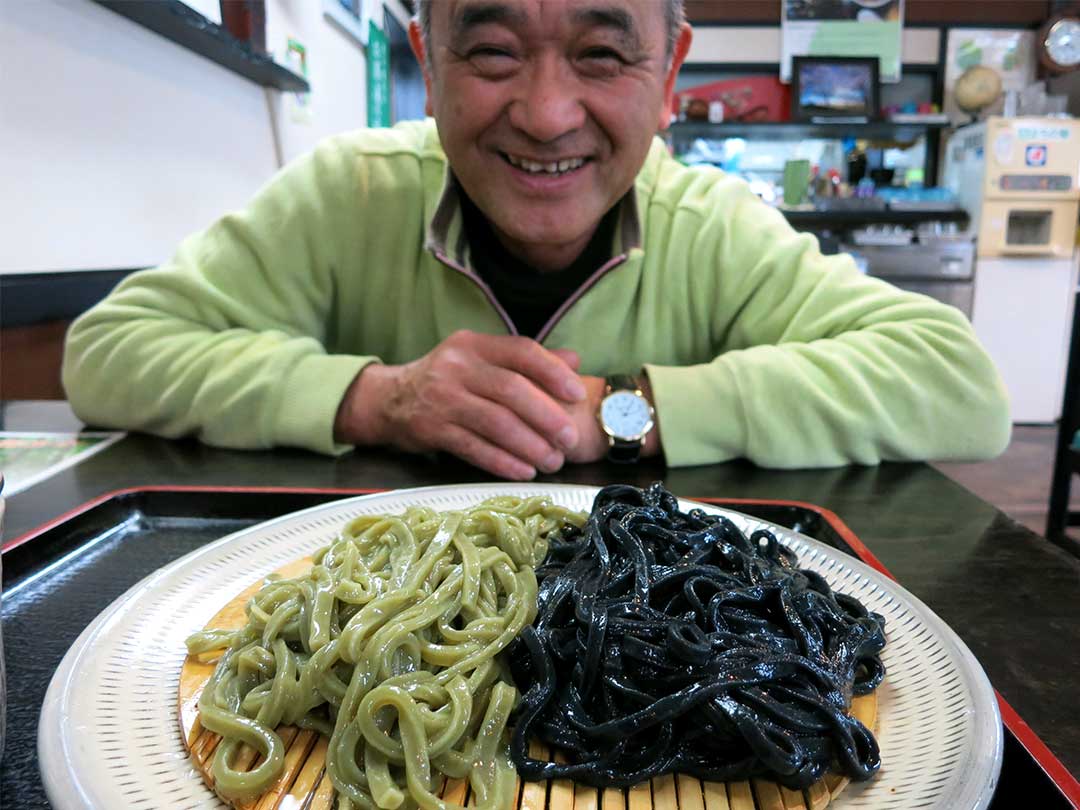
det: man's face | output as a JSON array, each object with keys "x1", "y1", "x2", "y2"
[{"x1": 411, "y1": 1, "x2": 691, "y2": 271}]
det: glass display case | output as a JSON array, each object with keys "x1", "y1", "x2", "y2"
[
  {"x1": 667, "y1": 69, "x2": 954, "y2": 229},
  {"x1": 667, "y1": 68, "x2": 973, "y2": 317}
]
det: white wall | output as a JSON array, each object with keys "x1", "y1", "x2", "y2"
[{"x1": 0, "y1": 0, "x2": 405, "y2": 275}]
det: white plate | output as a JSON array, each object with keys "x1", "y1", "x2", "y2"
[{"x1": 39, "y1": 484, "x2": 1003, "y2": 810}]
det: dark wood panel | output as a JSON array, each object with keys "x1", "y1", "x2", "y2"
[
  {"x1": 685, "y1": 0, "x2": 780, "y2": 24},
  {"x1": 686, "y1": 0, "x2": 1052, "y2": 26},
  {"x1": 1, "y1": 320, "x2": 69, "y2": 400},
  {"x1": 906, "y1": 0, "x2": 1050, "y2": 25}
]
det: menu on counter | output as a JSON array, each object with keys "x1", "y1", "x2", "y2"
[{"x1": 0, "y1": 432, "x2": 125, "y2": 497}]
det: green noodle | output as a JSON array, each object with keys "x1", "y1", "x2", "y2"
[{"x1": 187, "y1": 496, "x2": 584, "y2": 810}]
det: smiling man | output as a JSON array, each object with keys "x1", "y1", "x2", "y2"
[
  {"x1": 424, "y1": 0, "x2": 678, "y2": 272},
  {"x1": 63, "y1": 0, "x2": 1011, "y2": 477}
]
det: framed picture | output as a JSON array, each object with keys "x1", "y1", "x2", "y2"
[{"x1": 791, "y1": 56, "x2": 880, "y2": 121}]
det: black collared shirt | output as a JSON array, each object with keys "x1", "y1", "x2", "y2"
[{"x1": 460, "y1": 191, "x2": 618, "y2": 339}]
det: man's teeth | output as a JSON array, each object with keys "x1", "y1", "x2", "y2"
[{"x1": 506, "y1": 154, "x2": 585, "y2": 174}]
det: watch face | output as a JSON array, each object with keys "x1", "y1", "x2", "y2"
[
  {"x1": 1047, "y1": 19, "x2": 1080, "y2": 68},
  {"x1": 601, "y1": 391, "x2": 653, "y2": 440}
]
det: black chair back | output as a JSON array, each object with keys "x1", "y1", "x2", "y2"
[{"x1": 1046, "y1": 289, "x2": 1080, "y2": 543}]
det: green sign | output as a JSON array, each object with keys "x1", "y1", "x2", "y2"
[{"x1": 367, "y1": 20, "x2": 391, "y2": 127}]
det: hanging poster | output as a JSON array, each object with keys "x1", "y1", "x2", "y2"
[
  {"x1": 285, "y1": 38, "x2": 313, "y2": 125},
  {"x1": 781, "y1": 0, "x2": 904, "y2": 83}
]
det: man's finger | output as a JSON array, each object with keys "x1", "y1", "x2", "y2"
[
  {"x1": 468, "y1": 368, "x2": 579, "y2": 452},
  {"x1": 439, "y1": 424, "x2": 537, "y2": 481},
  {"x1": 550, "y1": 348, "x2": 581, "y2": 371},
  {"x1": 472, "y1": 335, "x2": 586, "y2": 402},
  {"x1": 450, "y1": 392, "x2": 565, "y2": 473}
]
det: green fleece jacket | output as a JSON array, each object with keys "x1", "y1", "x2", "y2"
[{"x1": 62, "y1": 119, "x2": 1010, "y2": 467}]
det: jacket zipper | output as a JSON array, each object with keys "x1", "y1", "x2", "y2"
[
  {"x1": 432, "y1": 249, "x2": 519, "y2": 335},
  {"x1": 432, "y1": 249, "x2": 629, "y2": 343},
  {"x1": 535, "y1": 253, "x2": 628, "y2": 342}
]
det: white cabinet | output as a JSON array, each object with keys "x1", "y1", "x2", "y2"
[{"x1": 972, "y1": 255, "x2": 1079, "y2": 423}]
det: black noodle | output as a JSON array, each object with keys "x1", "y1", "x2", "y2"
[{"x1": 507, "y1": 482, "x2": 886, "y2": 790}]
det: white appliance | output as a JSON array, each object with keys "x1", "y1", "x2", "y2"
[
  {"x1": 971, "y1": 257, "x2": 1078, "y2": 422},
  {"x1": 944, "y1": 116, "x2": 1080, "y2": 422}
]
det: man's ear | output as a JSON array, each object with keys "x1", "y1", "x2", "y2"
[
  {"x1": 408, "y1": 19, "x2": 436, "y2": 117},
  {"x1": 658, "y1": 23, "x2": 693, "y2": 131}
]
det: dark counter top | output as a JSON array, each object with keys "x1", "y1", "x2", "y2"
[{"x1": 4, "y1": 402, "x2": 1079, "y2": 804}]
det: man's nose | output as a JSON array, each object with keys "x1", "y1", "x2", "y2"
[{"x1": 508, "y1": 57, "x2": 586, "y2": 143}]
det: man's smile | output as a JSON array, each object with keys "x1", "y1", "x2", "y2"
[{"x1": 501, "y1": 151, "x2": 590, "y2": 176}]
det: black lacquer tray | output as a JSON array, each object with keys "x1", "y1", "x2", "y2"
[{"x1": 2, "y1": 487, "x2": 1077, "y2": 809}]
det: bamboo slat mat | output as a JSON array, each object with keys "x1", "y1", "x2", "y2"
[{"x1": 179, "y1": 560, "x2": 877, "y2": 810}]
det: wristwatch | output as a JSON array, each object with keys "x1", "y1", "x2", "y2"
[{"x1": 598, "y1": 374, "x2": 655, "y2": 463}]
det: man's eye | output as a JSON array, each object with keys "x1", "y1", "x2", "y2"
[
  {"x1": 584, "y1": 48, "x2": 623, "y2": 60},
  {"x1": 469, "y1": 47, "x2": 517, "y2": 62},
  {"x1": 468, "y1": 48, "x2": 518, "y2": 75},
  {"x1": 579, "y1": 48, "x2": 625, "y2": 74}
]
